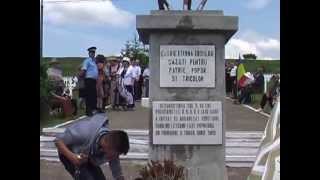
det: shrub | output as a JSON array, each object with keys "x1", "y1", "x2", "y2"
[{"x1": 136, "y1": 160, "x2": 185, "y2": 180}]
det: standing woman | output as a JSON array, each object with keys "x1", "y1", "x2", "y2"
[
  {"x1": 118, "y1": 57, "x2": 134, "y2": 110},
  {"x1": 103, "y1": 59, "x2": 111, "y2": 108},
  {"x1": 77, "y1": 65, "x2": 86, "y2": 110},
  {"x1": 96, "y1": 55, "x2": 106, "y2": 113},
  {"x1": 183, "y1": 0, "x2": 192, "y2": 10}
]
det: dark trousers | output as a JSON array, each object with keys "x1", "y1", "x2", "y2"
[
  {"x1": 85, "y1": 78, "x2": 97, "y2": 114},
  {"x1": 134, "y1": 80, "x2": 142, "y2": 100},
  {"x1": 230, "y1": 77, "x2": 237, "y2": 98},
  {"x1": 71, "y1": 99, "x2": 77, "y2": 116},
  {"x1": 125, "y1": 85, "x2": 134, "y2": 108},
  {"x1": 158, "y1": 0, "x2": 169, "y2": 10},
  {"x1": 260, "y1": 94, "x2": 274, "y2": 109},
  {"x1": 239, "y1": 87, "x2": 252, "y2": 104},
  {"x1": 226, "y1": 75, "x2": 232, "y2": 93},
  {"x1": 184, "y1": 0, "x2": 192, "y2": 10},
  {"x1": 144, "y1": 79, "x2": 149, "y2": 97},
  {"x1": 59, "y1": 153, "x2": 105, "y2": 180}
]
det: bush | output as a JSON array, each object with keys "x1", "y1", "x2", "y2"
[
  {"x1": 136, "y1": 160, "x2": 185, "y2": 180},
  {"x1": 40, "y1": 60, "x2": 52, "y2": 121},
  {"x1": 243, "y1": 53, "x2": 257, "y2": 60}
]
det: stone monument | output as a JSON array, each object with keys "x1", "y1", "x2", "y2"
[{"x1": 136, "y1": 10, "x2": 238, "y2": 180}]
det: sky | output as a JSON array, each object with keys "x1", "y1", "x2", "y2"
[{"x1": 42, "y1": 0, "x2": 280, "y2": 60}]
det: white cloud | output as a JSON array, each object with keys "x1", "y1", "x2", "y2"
[
  {"x1": 226, "y1": 30, "x2": 280, "y2": 60},
  {"x1": 44, "y1": 1, "x2": 135, "y2": 28},
  {"x1": 246, "y1": 0, "x2": 272, "y2": 10}
]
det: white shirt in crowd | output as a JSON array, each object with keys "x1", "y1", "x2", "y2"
[
  {"x1": 123, "y1": 65, "x2": 135, "y2": 86},
  {"x1": 132, "y1": 65, "x2": 141, "y2": 80},
  {"x1": 230, "y1": 66, "x2": 237, "y2": 77},
  {"x1": 143, "y1": 67, "x2": 150, "y2": 78}
]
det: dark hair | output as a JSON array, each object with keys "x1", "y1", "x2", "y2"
[
  {"x1": 96, "y1": 54, "x2": 106, "y2": 63},
  {"x1": 108, "y1": 130, "x2": 130, "y2": 155}
]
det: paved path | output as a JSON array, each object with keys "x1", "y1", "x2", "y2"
[
  {"x1": 40, "y1": 160, "x2": 250, "y2": 180},
  {"x1": 106, "y1": 99, "x2": 268, "y2": 131}
]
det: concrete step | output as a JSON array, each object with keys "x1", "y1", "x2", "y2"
[
  {"x1": 41, "y1": 136, "x2": 260, "y2": 148},
  {"x1": 41, "y1": 148, "x2": 256, "y2": 165},
  {"x1": 42, "y1": 129, "x2": 263, "y2": 140}
]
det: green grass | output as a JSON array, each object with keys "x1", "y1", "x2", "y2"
[
  {"x1": 40, "y1": 108, "x2": 86, "y2": 134},
  {"x1": 250, "y1": 93, "x2": 263, "y2": 109},
  {"x1": 226, "y1": 59, "x2": 280, "y2": 74},
  {"x1": 248, "y1": 93, "x2": 273, "y2": 114}
]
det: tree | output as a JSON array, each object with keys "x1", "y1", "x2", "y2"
[
  {"x1": 40, "y1": 60, "x2": 52, "y2": 121},
  {"x1": 120, "y1": 33, "x2": 149, "y2": 67},
  {"x1": 243, "y1": 53, "x2": 257, "y2": 60}
]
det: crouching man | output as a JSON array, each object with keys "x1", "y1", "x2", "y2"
[{"x1": 54, "y1": 113, "x2": 129, "y2": 180}]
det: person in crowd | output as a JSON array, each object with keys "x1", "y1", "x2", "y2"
[
  {"x1": 63, "y1": 88, "x2": 78, "y2": 116},
  {"x1": 225, "y1": 62, "x2": 232, "y2": 96},
  {"x1": 183, "y1": 0, "x2": 192, "y2": 10},
  {"x1": 230, "y1": 63, "x2": 237, "y2": 99},
  {"x1": 96, "y1": 55, "x2": 106, "y2": 113},
  {"x1": 110, "y1": 58, "x2": 122, "y2": 110},
  {"x1": 258, "y1": 74, "x2": 280, "y2": 111},
  {"x1": 54, "y1": 114, "x2": 129, "y2": 180},
  {"x1": 76, "y1": 65, "x2": 86, "y2": 110},
  {"x1": 50, "y1": 88, "x2": 75, "y2": 117},
  {"x1": 142, "y1": 64, "x2": 150, "y2": 98},
  {"x1": 252, "y1": 67, "x2": 265, "y2": 94},
  {"x1": 118, "y1": 57, "x2": 135, "y2": 110},
  {"x1": 158, "y1": 0, "x2": 170, "y2": 10},
  {"x1": 103, "y1": 59, "x2": 111, "y2": 108},
  {"x1": 132, "y1": 59, "x2": 142, "y2": 101},
  {"x1": 238, "y1": 83, "x2": 253, "y2": 105},
  {"x1": 79, "y1": 47, "x2": 98, "y2": 116}
]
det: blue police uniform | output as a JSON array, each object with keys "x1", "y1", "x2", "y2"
[{"x1": 82, "y1": 47, "x2": 98, "y2": 116}]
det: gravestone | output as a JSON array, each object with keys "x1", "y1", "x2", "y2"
[{"x1": 136, "y1": 10, "x2": 238, "y2": 180}]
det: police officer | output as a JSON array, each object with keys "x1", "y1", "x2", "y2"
[{"x1": 80, "y1": 47, "x2": 98, "y2": 116}]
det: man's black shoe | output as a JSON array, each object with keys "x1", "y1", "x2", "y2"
[
  {"x1": 86, "y1": 112, "x2": 93, "y2": 116},
  {"x1": 97, "y1": 109, "x2": 105, "y2": 113}
]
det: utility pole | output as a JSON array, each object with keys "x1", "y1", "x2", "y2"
[{"x1": 40, "y1": 0, "x2": 43, "y2": 59}]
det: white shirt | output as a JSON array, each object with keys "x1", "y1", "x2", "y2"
[
  {"x1": 143, "y1": 68, "x2": 150, "y2": 77},
  {"x1": 230, "y1": 66, "x2": 237, "y2": 77},
  {"x1": 123, "y1": 65, "x2": 135, "y2": 86},
  {"x1": 132, "y1": 65, "x2": 141, "y2": 80}
]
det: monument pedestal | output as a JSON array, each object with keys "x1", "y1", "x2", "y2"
[{"x1": 136, "y1": 10, "x2": 238, "y2": 180}]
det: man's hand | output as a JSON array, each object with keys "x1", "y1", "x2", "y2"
[
  {"x1": 55, "y1": 139, "x2": 88, "y2": 167},
  {"x1": 70, "y1": 153, "x2": 88, "y2": 167}
]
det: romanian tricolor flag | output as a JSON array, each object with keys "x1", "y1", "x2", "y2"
[{"x1": 237, "y1": 55, "x2": 247, "y2": 88}]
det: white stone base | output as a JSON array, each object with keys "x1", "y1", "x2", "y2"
[{"x1": 141, "y1": 98, "x2": 150, "y2": 108}]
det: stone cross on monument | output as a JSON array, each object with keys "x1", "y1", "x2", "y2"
[{"x1": 137, "y1": 10, "x2": 238, "y2": 180}]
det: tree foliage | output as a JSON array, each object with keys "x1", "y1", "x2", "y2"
[
  {"x1": 243, "y1": 53, "x2": 257, "y2": 60},
  {"x1": 40, "y1": 60, "x2": 51, "y2": 99},
  {"x1": 121, "y1": 33, "x2": 149, "y2": 67}
]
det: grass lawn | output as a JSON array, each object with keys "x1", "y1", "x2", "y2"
[
  {"x1": 40, "y1": 92, "x2": 86, "y2": 133},
  {"x1": 40, "y1": 108, "x2": 85, "y2": 132},
  {"x1": 249, "y1": 93, "x2": 272, "y2": 114}
]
